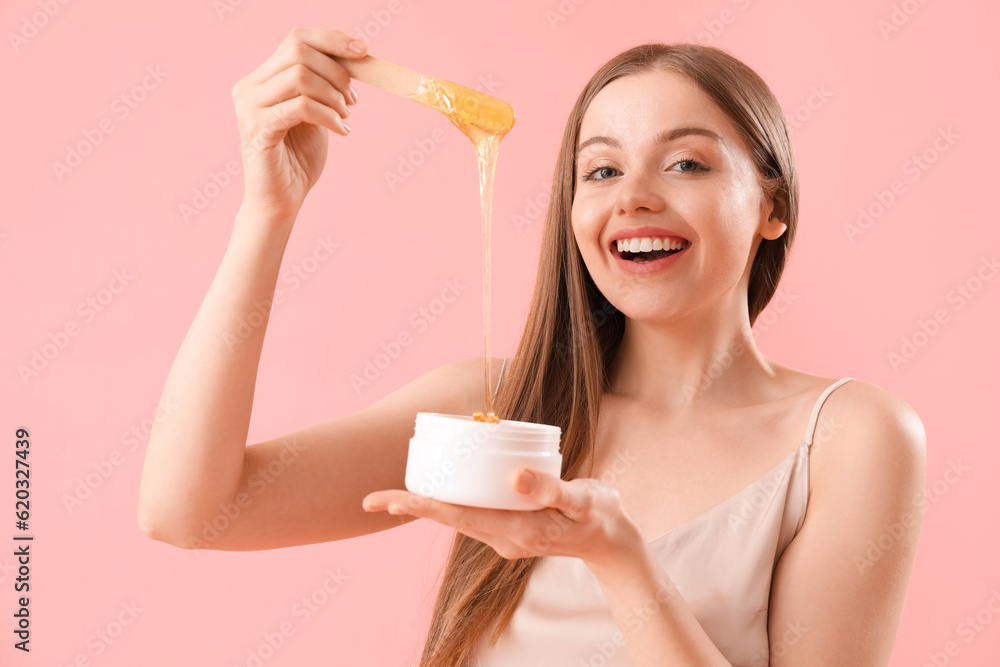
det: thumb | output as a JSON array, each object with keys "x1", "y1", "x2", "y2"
[{"x1": 513, "y1": 468, "x2": 585, "y2": 519}]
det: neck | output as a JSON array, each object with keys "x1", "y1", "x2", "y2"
[{"x1": 608, "y1": 290, "x2": 777, "y2": 412}]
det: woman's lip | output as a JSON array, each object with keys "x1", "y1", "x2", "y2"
[{"x1": 612, "y1": 245, "x2": 689, "y2": 274}]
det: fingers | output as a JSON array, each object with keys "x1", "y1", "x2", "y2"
[
  {"x1": 257, "y1": 29, "x2": 363, "y2": 100},
  {"x1": 281, "y1": 27, "x2": 368, "y2": 63},
  {"x1": 249, "y1": 33, "x2": 360, "y2": 103},
  {"x1": 514, "y1": 469, "x2": 600, "y2": 522},
  {"x1": 232, "y1": 29, "x2": 365, "y2": 142},
  {"x1": 365, "y1": 490, "x2": 526, "y2": 535},
  {"x1": 256, "y1": 95, "x2": 350, "y2": 142},
  {"x1": 362, "y1": 490, "x2": 411, "y2": 512},
  {"x1": 363, "y1": 488, "x2": 581, "y2": 560},
  {"x1": 248, "y1": 64, "x2": 351, "y2": 133}
]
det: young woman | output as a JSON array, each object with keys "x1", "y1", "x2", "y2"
[{"x1": 138, "y1": 29, "x2": 927, "y2": 666}]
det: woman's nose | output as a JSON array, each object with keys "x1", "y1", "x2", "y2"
[{"x1": 615, "y1": 171, "x2": 666, "y2": 216}]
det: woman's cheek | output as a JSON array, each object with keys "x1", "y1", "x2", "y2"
[{"x1": 570, "y1": 207, "x2": 597, "y2": 254}]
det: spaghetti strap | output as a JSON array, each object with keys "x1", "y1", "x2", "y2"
[
  {"x1": 492, "y1": 357, "x2": 510, "y2": 405},
  {"x1": 804, "y1": 377, "x2": 854, "y2": 447}
]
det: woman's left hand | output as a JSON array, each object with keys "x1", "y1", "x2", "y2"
[{"x1": 362, "y1": 469, "x2": 643, "y2": 568}]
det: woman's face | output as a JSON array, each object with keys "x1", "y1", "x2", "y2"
[{"x1": 571, "y1": 69, "x2": 786, "y2": 323}]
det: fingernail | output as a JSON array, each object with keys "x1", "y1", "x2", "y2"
[
  {"x1": 349, "y1": 86, "x2": 358, "y2": 103},
  {"x1": 349, "y1": 39, "x2": 367, "y2": 54},
  {"x1": 342, "y1": 122, "x2": 351, "y2": 134}
]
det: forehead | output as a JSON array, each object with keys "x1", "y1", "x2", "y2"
[{"x1": 579, "y1": 69, "x2": 737, "y2": 149}]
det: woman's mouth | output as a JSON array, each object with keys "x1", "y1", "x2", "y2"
[
  {"x1": 613, "y1": 236, "x2": 690, "y2": 263},
  {"x1": 608, "y1": 235, "x2": 691, "y2": 275}
]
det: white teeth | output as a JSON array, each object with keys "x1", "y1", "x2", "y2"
[{"x1": 614, "y1": 237, "x2": 688, "y2": 253}]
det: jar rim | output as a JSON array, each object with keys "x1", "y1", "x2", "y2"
[{"x1": 412, "y1": 412, "x2": 561, "y2": 452}]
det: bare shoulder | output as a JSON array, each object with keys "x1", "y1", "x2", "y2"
[
  {"x1": 775, "y1": 368, "x2": 925, "y2": 455},
  {"x1": 772, "y1": 369, "x2": 928, "y2": 507},
  {"x1": 827, "y1": 378, "x2": 925, "y2": 433},
  {"x1": 765, "y1": 376, "x2": 927, "y2": 662},
  {"x1": 809, "y1": 379, "x2": 927, "y2": 508}
]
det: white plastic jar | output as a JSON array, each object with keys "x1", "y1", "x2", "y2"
[{"x1": 404, "y1": 412, "x2": 563, "y2": 510}]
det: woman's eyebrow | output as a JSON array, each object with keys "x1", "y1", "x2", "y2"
[
  {"x1": 660, "y1": 126, "x2": 723, "y2": 144},
  {"x1": 578, "y1": 127, "x2": 723, "y2": 152}
]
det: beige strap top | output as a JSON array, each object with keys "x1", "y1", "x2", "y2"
[{"x1": 471, "y1": 375, "x2": 856, "y2": 666}]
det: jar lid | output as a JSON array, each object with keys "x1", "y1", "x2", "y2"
[{"x1": 412, "y1": 412, "x2": 562, "y2": 453}]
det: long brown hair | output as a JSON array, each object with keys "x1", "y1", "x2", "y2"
[{"x1": 419, "y1": 42, "x2": 799, "y2": 666}]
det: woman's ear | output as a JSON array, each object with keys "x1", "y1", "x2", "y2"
[{"x1": 761, "y1": 194, "x2": 788, "y2": 241}]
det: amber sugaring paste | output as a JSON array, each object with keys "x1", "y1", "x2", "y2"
[{"x1": 408, "y1": 76, "x2": 514, "y2": 425}]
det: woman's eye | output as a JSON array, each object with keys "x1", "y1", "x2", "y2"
[
  {"x1": 673, "y1": 159, "x2": 708, "y2": 173},
  {"x1": 582, "y1": 166, "x2": 618, "y2": 181},
  {"x1": 581, "y1": 159, "x2": 707, "y2": 182}
]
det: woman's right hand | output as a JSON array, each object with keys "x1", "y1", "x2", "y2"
[{"x1": 231, "y1": 28, "x2": 368, "y2": 225}]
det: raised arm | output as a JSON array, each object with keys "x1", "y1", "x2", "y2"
[{"x1": 136, "y1": 27, "x2": 505, "y2": 550}]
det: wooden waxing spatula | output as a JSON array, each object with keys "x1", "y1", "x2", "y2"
[{"x1": 331, "y1": 54, "x2": 515, "y2": 138}]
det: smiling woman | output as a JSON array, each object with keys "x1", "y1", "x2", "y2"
[
  {"x1": 571, "y1": 67, "x2": 790, "y2": 322},
  {"x1": 397, "y1": 42, "x2": 925, "y2": 667},
  {"x1": 137, "y1": 30, "x2": 925, "y2": 667}
]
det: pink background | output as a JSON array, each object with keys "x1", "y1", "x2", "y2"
[{"x1": 2, "y1": 0, "x2": 998, "y2": 664}]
